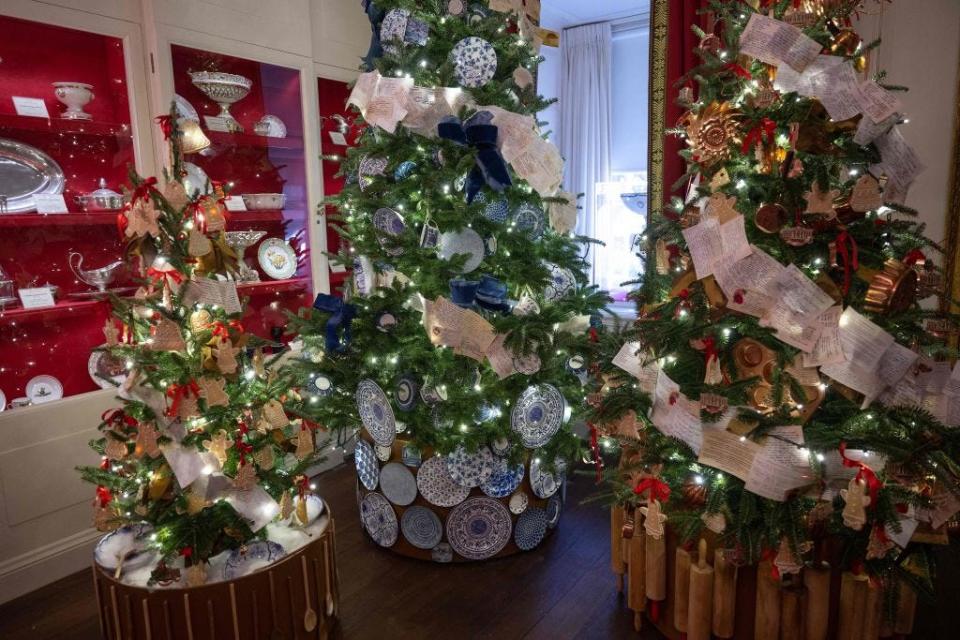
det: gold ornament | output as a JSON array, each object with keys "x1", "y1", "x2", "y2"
[
  {"x1": 134, "y1": 422, "x2": 161, "y2": 459},
  {"x1": 185, "y1": 492, "x2": 208, "y2": 515},
  {"x1": 840, "y1": 477, "x2": 871, "y2": 531},
  {"x1": 849, "y1": 174, "x2": 884, "y2": 212},
  {"x1": 202, "y1": 429, "x2": 232, "y2": 465},
  {"x1": 189, "y1": 309, "x2": 212, "y2": 332},
  {"x1": 681, "y1": 101, "x2": 741, "y2": 167},
  {"x1": 148, "y1": 467, "x2": 172, "y2": 500},
  {"x1": 804, "y1": 184, "x2": 840, "y2": 216},
  {"x1": 296, "y1": 496, "x2": 310, "y2": 526},
  {"x1": 864, "y1": 259, "x2": 918, "y2": 314},
  {"x1": 731, "y1": 339, "x2": 824, "y2": 421},
  {"x1": 709, "y1": 168, "x2": 731, "y2": 191}
]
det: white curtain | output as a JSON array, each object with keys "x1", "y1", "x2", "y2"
[{"x1": 559, "y1": 22, "x2": 613, "y2": 284}]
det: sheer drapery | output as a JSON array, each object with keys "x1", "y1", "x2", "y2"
[{"x1": 559, "y1": 22, "x2": 613, "y2": 285}]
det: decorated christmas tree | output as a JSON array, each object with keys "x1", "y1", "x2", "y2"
[
  {"x1": 288, "y1": 0, "x2": 608, "y2": 560},
  {"x1": 79, "y1": 115, "x2": 325, "y2": 586},
  {"x1": 591, "y1": 0, "x2": 959, "y2": 632}
]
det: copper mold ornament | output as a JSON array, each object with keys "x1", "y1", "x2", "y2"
[
  {"x1": 680, "y1": 101, "x2": 741, "y2": 167},
  {"x1": 755, "y1": 203, "x2": 789, "y2": 234},
  {"x1": 864, "y1": 259, "x2": 918, "y2": 314},
  {"x1": 731, "y1": 338, "x2": 824, "y2": 421}
]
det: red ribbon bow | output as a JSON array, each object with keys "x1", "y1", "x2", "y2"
[
  {"x1": 155, "y1": 115, "x2": 174, "y2": 140},
  {"x1": 834, "y1": 230, "x2": 859, "y2": 296},
  {"x1": 296, "y1": 474, "x2": 309, "y2": 499},
  {"x1": 210, "y1": 320, "x2": 244, "y2": 342},
  {"x1": 839, "y1": 442, "x2": 882, "y2": 508},
  {"x1": 147, "y1": 266, "x2": 185, "y2": 289},
  {"x1": 165, "y1": 380, "x2": 200, "y2": 417},
  {"x1": 903, "y1": 249, "x2": 926, "y2": 266},
  {"x1": 130, "y1": 177, "x2": 159, "y2": 204},
  {"x1": 235, "y1": 433, "x2": 254, "y2": 466},
  {"x1": 101, "y1": 408, "x2": 138, "y2": 429},
  {"x1": 633, "y1": 477, "x2": 671, "y2": 503},
  {"x1": 724, "y1": 62, "x2": 753, "y2": 79},
  {"x1": 741, "y1": 117, "x2": 777, "y2": 155},
  {"x1": 95, "y1": 486, "x2": 113, "y2": 507},
  {"x1": 761, "y1": 547, "x2": 781, "y2": 580},
  {"x1": 703, "y1": 335, "x2": 718, "y2": 366},
  {"x1": 179, "y1": 546, "x2": 193, "y2": 559}
]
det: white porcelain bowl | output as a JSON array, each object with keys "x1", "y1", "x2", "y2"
[{"x1": 241, "y1": 193, "x2": 286, "y2": 210}]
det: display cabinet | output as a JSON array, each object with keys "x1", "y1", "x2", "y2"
[
  {"x1": 0, "y1": 14, "x2": 151, "y2": 405},
  {"x1": 317, "y1": 76, "x2": 352, "y2": 293}
]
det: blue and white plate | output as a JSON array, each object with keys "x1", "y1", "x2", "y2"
[
  {"x1": 543, "y1": 263, "x2": 576, "y2": 301},
  {"x1": 446, "y1": 445, "x2": 495, "y2": 488},
  {"x1": 546, "y1": 493, "x2": 562, "y2": 528},
  {"x1": 395, "y1": 375, "x2": 419, "y2": 412},
  {"x1": 94, "y1": 523, "x2": 155, "y2": 572},
  {"x1": 360, "y1": 492, "x2": 398, "y2": 548},
  {"x1": 529, "y1": 457, "x2": 563, "y2": 499},
  {"x1": 379, "y1": 462, "x2": 418, "y2": 506},
  {"x1": 480, "y1": 195, "x2": 510, "y2": 223},
  {"x1": 438, "y1": 228, "x2": 485, "y2": 274},
  {"x1": 514, "y1": 507, "x2": 548, "y2": 551},
  {"x1": 511, "y1": 384, "x2": 565, "y2": 448},
  {"x1": 446, "y1": 497, "x2": 512, "y2": 560},
  {"x1": 354, "y1": 439, "x2": 380, "y2": 491},
  {"x1": 402, "y1": 444, "x2": 422, "y2": 468},
  {"x1": 380, "y1": 9, "x2": 409, "y2": 54},
  {"x1": 356, "y1": 379, "x2": 396, "y2": 447},
  {"x1": 509, "y1": 491, "x2": 529, "y2": 515},
  {"x1": 394, "y1": 161, "x2": 417, "y2": 181},
  {"x1": 401, "y1": 505, "x2": 444, "y2": 550},
  {"x1": 432, "y1": 541, "x2": 454, "y2": 563},
  {"x1": 490, "y1": 436, "x2": 512, "y2": 457},
  {"x1": 417, "y1": 455, "x2": 471, "y2": 507},
  {"x1": 451, "y1": 37, "x2": 498, "y2": 89},
  {"x1": 373, "y1": 208, "x2": 406, "y2": 257},
  {"x1": 513, "y1": 203, "x2": 546, "y2": 240},
  {"x1": 480, "y1": 456, "x2": 525, "y2": 499},
  {"x1": 376, "y1": 444, "x2": 392, "y2": 462},
  {"x1": 358, "y1": 156, "x2": 388, "y2": 191},
  {"x1": 223, "y1": 541, "x2": 286, "y2": 580},
  {"x1": 404, "y1": 16, "x2": 429, "y2": 46},
  {"x1": 353, "y1": 255, "x2": 375, "y2": 296}
]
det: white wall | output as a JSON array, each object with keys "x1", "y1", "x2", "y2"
[{"x1": 857, "y1": 2, "x2": 960, "y2": 254}]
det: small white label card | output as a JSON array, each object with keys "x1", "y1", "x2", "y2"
[
  {"x1": 12, "y1": 96, "x2": 50, "y2": 118},
  {"x1": 18, "y1": 287, "x2": 57, "y2": 309},
  {"x1": 203, "y1": 115, "x2": 232, "y2": 132},
  {"x1": 328, "y1": 131, "x2": 348, "y2": 146},
  {"x1": 33, "y1": 194, "x2": 69, "y2": 214},
  {"x1": 223, "y1": 195, "x2": 247, "y2": 212}
]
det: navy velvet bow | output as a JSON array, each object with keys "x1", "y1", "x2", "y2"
[
  {"x1": 313, "y1": 294, "x2": 357, "y2": 353},
  {"x1": 362, "y1": 0, "x2": 386, "y2": 70},
  {"x1": 437, "y1": 111, "x2": 512, "y2": 204}
]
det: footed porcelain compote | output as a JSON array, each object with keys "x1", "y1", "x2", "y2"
[
  {"x1": 52, "y1": 82, "x2": 94, "y2": 120},
  {"x1": 188, "y1": 71, "x2": 252, "y2": 133}
]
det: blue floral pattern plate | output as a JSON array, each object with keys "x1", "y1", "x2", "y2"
[
  {"x1": 379, "y1": 462, "x2": 418, "y2": 506},
  {"x1": 360, "y1": 491, "x2": 398, "y2": 547},
  {"x1": 446, "y1": 445, "x2": 495, "y2": 488},
  {"x1": 223, "y1": 541, "x2": 286, "y2": 580},
  {"x1": 446, "y1": 497, "x2": 512, "y2": 560},
  {"x1": 354, "y1": 439, "x2": 380, "y2": 491},
  {"x1": 511, "y1": 384, "x2": 565, "y2": 448},
  {"x1": 358, "y1": 155, "x2": 388, "y2": 191},
  {"x1": 438, "y1": 228, "x2": 485, "y2": 273},
  {"x1": 356, "y1": 379, "x2": 397, "y2": 447},
  {"x1": 480, "y1": 456, "x2": 525, "y2": 499},
  {"x1": 514, "y1": 507, "x2": 548, "y2": 551},
  {"x1": 373, "y1": 208, "x2": 406, "y2": 256},
  {"x1": 400, "y1": 505, "x2": 444, "y2": 550},
  {"x1": 380, "y1": 9, "x2": 409, "y2": 54},
  {"x1": 543, "y1": 263, "x2": 576, "y2": 301},
  {"x1": 529, "y1": 457, "x2": 563, "y2": 499},
  {"x1": 546, "y1": 493, "x2": 562, "y2": 528},
  {"x1": 417, "y1": 455, "x2": 470, "y2": 507},
  {"x1": 451, "y1": 37, "x2": 498, "y2": 88},
  {"x1": 513, "y1": 203, "x2": 546, "y2": 240},
  {"x1": 478, "y1": 194, "x2": 510, "y2": 223}
]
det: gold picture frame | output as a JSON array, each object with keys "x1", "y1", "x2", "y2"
[
  {"x1": 943, "y1": 57, "x2": 960, "y2": 314},
  {"x1": 647, "y1": 0, "x2": 669, "y2": 224}
]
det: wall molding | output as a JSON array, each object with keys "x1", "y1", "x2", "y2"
[{"x1": 0, "y1": 528, "x2": 100, "y2": 604}]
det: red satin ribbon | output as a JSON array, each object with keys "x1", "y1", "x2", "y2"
[
  {"x1": 724, "y1": 62, "x2": 753, "y2": 79},
  {"x1": 296, "y1": 474, "x2": 309, "y2": 499},
  {"x1": 633, "y1": 477, "x2": 671, "y2": 503},
  {"x1": 210, "y1": 320, "x2": 244, "y2": 342},
  {"x1": 235, "y1": 433, "x2": 254, "y2": 466},
  {"x1": 741, "y1": 117, "x2": 777, "y2": 154},
  {"x1": 589, "y1": 327, "x2": 599, "y2": 343},
  {"x1": 130, "y1": 177, "x2": 159, "y2": 204},
  {"x1": 102, "y1": 408, "x2": 138, "y2": 428},
  {"x1": 165, "y1": 380, "x2": 200, "y2": 417},
  {"x1": 839, "y1": 442, "x2": 882, "y2": 508},
  {"x1": 834, "y1": 230, "x2": 859, "y2": 296},
  {"x1": 96, "y1": 486, "x2": 112, "y2": 507},
  {"x1": 903, "y1": 249, "x2": 926, "y2": 266},
  {"x1": 587, "y1": 423, "x2": 604, "y2": 484},
  {"x1": 116, "y1": 212, "x2": 128, "y2": 240},
  {"x1": 155, "y1": 115, "x2": 174, "y2": 140},
  {"x1": 147, "y1": 267, "x2": 185, "y2": 288},
  {"x1": 762, "y1": 547, "x2": 781, "y2": 580},
  {"x1": 179, "y1": 546, "x2": 193, "y2": 559},
  {"x1": 703, "y1": 335, "x2": 718, "y2": 368}
]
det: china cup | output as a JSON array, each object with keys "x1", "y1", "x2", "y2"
[{"x1": 52, "y1": 82, "x2": 94, "y2": 120}]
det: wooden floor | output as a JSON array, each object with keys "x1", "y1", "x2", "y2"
[{"x1": 0, "y1": 463, "x2": 663, "y2": 640}]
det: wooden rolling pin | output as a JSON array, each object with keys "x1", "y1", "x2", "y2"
[
  {"x1": 687, "y1": 538, "x2": 713, "y2": 640},
  {"x1": 780, "y1": 575, "x2": 804, "y2": 640},
  {"x1": 754, "y1": 560, "x2": 781, "y2": 640},
  {"x1": 674, "y1": 546, "x2": 692, "y2": 634},
  {"x1": 611, "y1": 506, "x2": 625, "y2": 592},
  {"x1": 628, "y1": 530, "x2": 647, "y2": 631},
  {"x1": 804, "y1": 561, "x2": 831, "y2": 640},
  {"x1": 861, "y1": 579, "x2": 882, "y2": 640},
  {"x1": 836, "y1": 572, "x2": 869, "y2": 640},
  {"x1": 712, "y1": 548, "x2": 738, "y2": 639},
  {"x1": 645, "y1": 527, "x2": 667, "y2": 622},
  {"x1": 892, "y1": 581, "x2": 917, "y2": 635}
]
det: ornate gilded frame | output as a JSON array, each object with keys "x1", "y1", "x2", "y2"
[
  {"x1": 647, "y1": 0, "x2": 669, "y2": 224},
  {"x1": 943, "y1": 54, "x2": 960, "y2": 313}
]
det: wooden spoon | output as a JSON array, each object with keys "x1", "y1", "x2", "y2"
[{"x1": 301, "y1": 556, "x2": 318, "y2": 632}]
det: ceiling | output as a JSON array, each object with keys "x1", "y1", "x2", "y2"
[{"x1": 540, "y1": 0, "x2": 649, "y2": 29}]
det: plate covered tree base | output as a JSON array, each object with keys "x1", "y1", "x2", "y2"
[
  {"x1": 355, "y1": 435, "x2": 564, "y2": 563},
  {"x1": 92, "y1": 516, "x2": 340, "y2": 640}
]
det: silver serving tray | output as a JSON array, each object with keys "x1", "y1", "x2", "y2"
[{"x1": 0, "y1": 138, "x2": 65, "y2": 213}]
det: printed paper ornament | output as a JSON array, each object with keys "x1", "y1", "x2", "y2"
[
  {"x1": 149, "y1": 318, "x2": 187, "y2": 351},
  {"x1": 188, "y1": 228, "x2": 213, "y2": 257},
  {"x1": 639, "y1": 499, "x2": 668, "y2": 540},
  {"x1": 295, "y1": 428, "x2": 314, "y2": 461},
  {"x1": 134, "y1": 422, "x2": 162, "y2": 458},
  {"x1": 804, "y1": 184, "x2": 840, "y2": 216},
  {"x1": 774, "y1": 537, "x2": 803, "y2": 576},
  {"x1": 125, "y1": 200, "x2": 161, "y2": 238},
  {"x1": 202, "y1": 430, "x2": 232, "y2": 465},
  {"x1": 198, "y1": 377, "x2": 229, "y2": 407},
  {"x1": 163, "y1": 180, "x2": 190, "y2": 211},
  {"x1": 840, "y1": 476, "x2": 872, "y2": 531},
  {"x1": 233, "y1": 464, "x2": 257, "y2": 491},
  {"x1": 279, "y1": 491, "x2": 295, "y2": 520},
  {"x1": 849, "y1": 174, "x2": 884, "y2": 212},
  {"x1": 254, "y1": 445, "x2": 275, "y2": 471},
  {"x1": 263, "y1": 399, "x2": 289, "y2": 428},
  {"x1": 215, "y1": 341, "x2": 240, "y2": 375}
]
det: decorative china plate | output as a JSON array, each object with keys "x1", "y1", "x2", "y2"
[
  {"x1": 26, "y1": 375, "x2": 63, "y2": 404},
  {"x1": 373, "y1": 208, "x2": 406, "y2": 256},
  {"x1": 355, "y1": 439, "x2": 380, "y2": 491},
  {"x1": 480, "y1": 456, "x2": 525, "y2": 499},
  {"x1": 88, "y1": 346, "x2": 127, "y2": 389},
  {"x1": 511, "y1": 384, "x2": 565, "y2": 448},
  {"x1": 529, "y1": 457, "x2": 563, "y2": 499},
  {"x1": 543, "y1": 263, "x2": 576, "y2": 301},
  {"x1": 360, "y1": 492, "x2": 398, "y2": 547},
  {"x1": 446, "y1": 497, "x2": 512, "y2": 560},
  {"x1": 379, "y1": 462, "x2": 418, "y2": 506},
  {"x1": 446, "y1": 445, "x2": 495, "y2": 488},
  {"x1": 438, "y1": 228, "x2": 485, "y2": 273},
  {"x1": 257, "y1": 238, "x2": 297, "y2": 280},
  {"x1": 356, "y1": 379, "x2": 397, "y2": 447},
  {"x1": 417, "y1": 455, "x2": 470, "y2": 507},
  {"x1": 514, "y1": 507, "x2": 548, "y2": 551},
  {"x1": 451, "y1": 37, "x2": 498, "y2": 88},
  {"x1": 223, "y1": 541, "x2": 286, "y2": 580},
  {"x1": 401, "y1": 505, "x2": 444, "y2": 550}
]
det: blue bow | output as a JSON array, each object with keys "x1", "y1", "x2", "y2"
[
  {"x1": 312, "y1": 294, "x2": 357, "y2": 353},
  {"x1": 361, "y1": 0, "x2": 386, "y2": 70},
  {"x1": 438, "y1": 111, "x2": 512, "y2": 204}
]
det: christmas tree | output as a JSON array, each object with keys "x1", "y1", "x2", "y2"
[
  {"x1": 288, "y1": 0, "x2": 608, "y2": 558},
  {"x1": 592, "y1": 0, "x2": 960, "y2": 609},
  {"x1": 79, "y1": 114, "x2": 324, "y2": 586}
]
